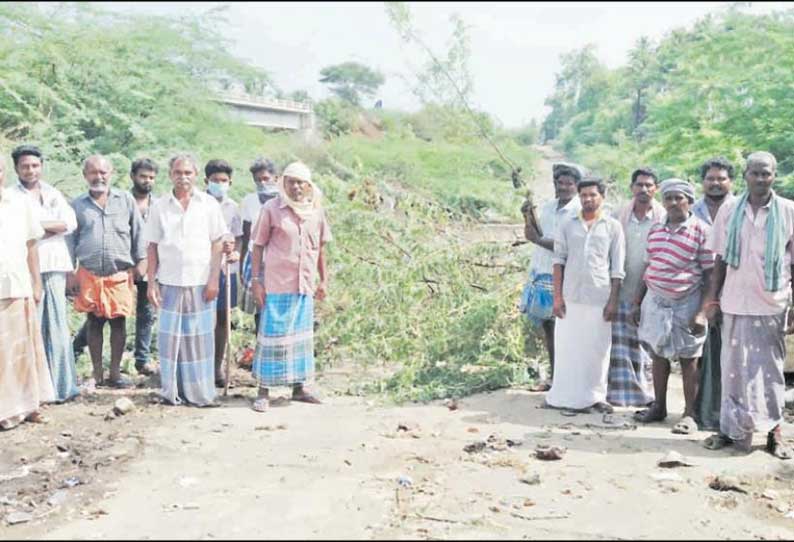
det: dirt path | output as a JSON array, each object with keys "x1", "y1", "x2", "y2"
[{"x1": 3, "y1": 146, "x2": 794, "y2": 539}]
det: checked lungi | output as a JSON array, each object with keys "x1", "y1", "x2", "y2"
[
  {"x1": 519, "y1": 271, "x2": 554, "y2": 326},
  {"x1": 607, "y1": 301, "x2": 654, "y2": 406},
  {"x1": 158, "y1": 285, "x2": 217, "y2": 406},
  {"x1": 38, "y1": 272, "x2": 80, "y2": 402},
  {"x1": 0, "y1": 298, "x2": 56, "y2": 428},
  {"x1": 252, "y1": 293, "x2": 314, "y2": 387}
]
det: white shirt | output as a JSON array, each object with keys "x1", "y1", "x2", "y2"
[
  {"x1": 143, "y1": 189, "x2": 228, "y2": 287},
  {"x1": 241, "y1": 192, "x2": 264, "y2": 224},
  {"x1": 529, "y1": 197, "x2": 581, "y2": 276},
  {"x1": 217, "y1": 196, "x2": 243, "y2": 238},
  {"x1": 14, "y1": 181, "x2": 76, "y2": 273},
  {"x1": 0, "y1": 188, "x2": 45, "y2": 299}
]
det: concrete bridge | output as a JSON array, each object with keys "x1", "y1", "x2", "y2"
[{"x1": 214, "y1": 92, "x2": 315, "y2": 132}]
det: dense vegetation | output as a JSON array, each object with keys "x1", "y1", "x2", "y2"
[
  {"x1": 1, "y1": 3, "x2": 541, "y2": 401},
  {"x1": 541, "y1": 6, "x2": 794, "y2": 196}
]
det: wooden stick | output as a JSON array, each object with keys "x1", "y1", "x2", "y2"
[{"x1": 224, "y1": 260, "x2": 232, "y2": 397}]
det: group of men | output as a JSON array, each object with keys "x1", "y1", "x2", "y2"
[
  {"x1": 521, "y1": 152, "x2": 794, "y2": 460},
  {"x1": 1, "y1": 143, "x2": 330, "y2": 431}
]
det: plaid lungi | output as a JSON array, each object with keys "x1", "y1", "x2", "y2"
[
  {"x1": 38, "y1": 272, "x2": 80, "y2": 402},
  {"x1": 158, "y1": 285, "x2": 217, "y2": 406},
  {"x1": 607, "y1": 301, "x2": 654, "y2": 406},
  {"x1": 252, "y1": 293, "x2": 314, "y2": 387},
  {"x1": 0, "y1": 298, "x2": 56, "y2": 427},
  {"x1": 519, "y1": 271, "x2": 554, "y2": 326}
]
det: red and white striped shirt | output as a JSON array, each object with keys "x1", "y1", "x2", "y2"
[{"x1": 644, "y1": 214, "x2": 714, "y2": 299}]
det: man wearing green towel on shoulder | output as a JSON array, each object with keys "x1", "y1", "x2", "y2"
[{"x1": 703, "y1": 151, "x2": 794, "y2": 459}]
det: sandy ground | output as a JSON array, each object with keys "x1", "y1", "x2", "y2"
[
  {"x1": 2, "y1": 373, "x2": 794, "y2": 540},
  {"x1": 3, "y1": 146, "x2": 794, "y2": 539}
]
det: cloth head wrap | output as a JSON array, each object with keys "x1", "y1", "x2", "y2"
[
  {"x1": 659, "y1": 178, "x2": 695, "y2": 203},
  {"x1": 279, "y1": 161, "x2": 323, "y2": 220}
]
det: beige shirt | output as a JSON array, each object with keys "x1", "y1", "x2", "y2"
[
  {"x1": 615, "y1": 204, "x2": 663, "y2": 304},
  {"x1": 14, "y1": 181, "x2": 76, "y2": 273},
  {"x1": 143, "y1": 189, "x2": 228, "y2": 287},
  {"x1": 0, "y1": 188, "x2": 45, "y2": 299},
  {"x1": 710, "y1": 195, "x2": 794, "y2": 315}
]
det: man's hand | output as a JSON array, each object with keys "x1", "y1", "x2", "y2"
[
  {"x1": 32, "y1": 280, "x2": 43, "y2": 304},
  {"x1": 65, "y1": 272, "x2": 79, "y2": 297},
  {"x1": 553, "y1": 295, "x2": 566, "y2": 319},
  {"x1": 252, "y1": 281, "x2": 266, "y2": 309},
  {"x1": 204, "y1": 280, "x2": 220, "y2": 302},
  {"x1": 147, "y1": 280, "x2": 162, "y2": 309},
  {"x1": 226, "y1": 250, "x2": 240, "y2": 263},
  {"x1": 630, "y1": 302, "x2": 642, "y2": 327},
  {"x1": 786, "y1": 306, "x2": 794, "y2": 335},
  {"x1": 704, "y1": 299, "x2": 721, "y2": 324},
  {"x1": 133, "y1": 260, "x2": 147, "y2": 282},
  {"x1": 316, "y1": 281, "x2": 327, "y2": 301},
  {"x1": 603, "y1": 300, "x2": 618, "y2": 322},
  {"x1": 690, "y1": 310, "x2": 708, "y2": 336}
]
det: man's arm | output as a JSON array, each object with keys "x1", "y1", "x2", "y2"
[
  {"x1": 703, "y1": 256, "x2": 727, "y2": 322},
  {"x1": 316, "y1": 243, "x2": 328, "y2": 301},
  {"x1": 26, "y1": 239, "x2": 43, "y2": 304},
  {"x1": 146, "y1": 242, "x2": 161, "y2": 308},
  {"x1": 240, "y1": 220, "x2": 252, "y2": 265},
  {"x1": 130, "y1": 200, "x2": 147, "y2": 280},
  {"x1": 552, "y1": 263, "x2": 566, "y2": 318}
]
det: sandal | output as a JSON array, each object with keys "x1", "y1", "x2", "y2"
[
  {"x1": 24, "y1": 411, "x2": 49, "y2": 424},
  {"x1": 634, "y1": 403, "x2": 667, "y2": 423},
  {"x1": 252, "y1": 397, "x2": 270, "y2": 413},
  {"x1": 291, "y1": 391, "x2": 322, "y2": 404},
  {"x1": 672, "y1": 415, "x2": 698, "y2": 435},
  {"x1": 703, "y1": 433, "x2": 732, "y2": 451},
  {"x1": 529, "y1": 382, "x2": 551, "y2": 392},
  {"x1": 102, "y1": 377, "x2": 135, "y2": 389},
  {"x1": 767, "y1": 430, "x2": 794, "y2": 460},
  {"x1": 592, "y1": 402, "x2": 614, "y2": 414}
]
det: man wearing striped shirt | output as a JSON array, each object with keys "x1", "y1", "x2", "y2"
[{"x1": 632, "y1": 179, "x2": 714, "y2": 435}]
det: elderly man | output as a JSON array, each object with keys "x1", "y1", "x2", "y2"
[
  {"x1": 69, "y1": 155, "x2": 146, "y2": 389},
  {"x1": 546, "y1": 176, "x2": 625, "y2": 413},
  {"x1": 73, "y1": 157, "x2": 161, "y2": 376},
  {"x1": 703, "y1": 152, "x2": 794, "y2": 459},
  {"x1": 520, "y1": 162, "x2": 582, "y2": 391},
  {"x1": 692, "y1": 157, "x2": 736, "y2": 431},
  {"x1": 203, "y1": 159, "x2": 243, "y2": 388},
  {"x1": 0, "y1": 154, "x2": 55, "y2": 430},
  {"x1": 633, "y1": 179, "x2": 713, "y2": 434},
  {"x1": 607, "y1": 167, "x2": 665, "y2": 407},
  {"x1": 12, "y1": 144, "x2": 80, "y2": 402},
  {"x1": 144, "y1": 154, "x2": 228, "y2": 407},
  {"x1": 239, "y1": 157, "x2": 279, "y2": 328},
  {"x1": 250, "y1": 162, "x2": 331, "y2": 412}
]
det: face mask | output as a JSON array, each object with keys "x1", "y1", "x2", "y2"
[
  {"x1": 256, "y1": 183, "x2": 279, "y2": 195},
  {"x1": 207, "y1": 181, "x2": 229, "y2": 198}
]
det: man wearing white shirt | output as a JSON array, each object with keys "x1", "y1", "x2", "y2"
[
  {"x1": 0, "y1": 154, "x2": 56, "y2": 430},
  {"x1": 12, "y1": 144, "x2": 80, "y2": 403},
  {"x1": 144, "y1": 154, "x2": 228, "y2": 407}
]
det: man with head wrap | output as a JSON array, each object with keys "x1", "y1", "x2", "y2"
[
  {"x1": 249, "y1": 161, "x2": 331, "y2": 412},
  {"x1": 691, "y1": 157, "x2": 736, "y2": 431},
  {"x1": 606, "y1": 167, "x2": 665, "y2": 408},
  {"x1": 702, "y1": 151, "x2": 794, "y2": 459},
  {"x1": 632, "y1": 179, "x2": 713, "y2": 435},
  {"x1": 520, "y1": 162, "x2": 581, "y2": 391}
]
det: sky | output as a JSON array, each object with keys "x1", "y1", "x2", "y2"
[{"x1": 102, "y1": 1, "x2": 790, "y2": 128}]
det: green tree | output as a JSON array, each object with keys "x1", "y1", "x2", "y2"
[{"x1": 318, "y1": 62, "x2": 385, "y2": 106}]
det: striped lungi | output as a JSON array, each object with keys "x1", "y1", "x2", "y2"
[
  {"x1": 607, "y1": 301, "x2": 654, "y2": 406},
  {"x1": 0, "y1": 298, "x2": 56, "y2": 428},
  {"x1": 158, "y1": 285, "x2": 217, "y2": 406},
  {"x1": 38, "y1": 272, "x2": 80, "y2": 402},
  {"x1": 252, "y1": 293, "x2": 314, "y2": 387}
]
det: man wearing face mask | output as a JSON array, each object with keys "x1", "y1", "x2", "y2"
[
  {"x1": 68, "y1": 155, "x2": 146, "y2": 389},
  {"x1": 239, "y1": 157, "x2": 279, "y2": 330},
  {"x1": 204, "y1": 159, "x2": 242, "y2": 389}
]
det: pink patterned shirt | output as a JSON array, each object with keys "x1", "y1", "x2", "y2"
[{"x1": 252, "y1": 196, "x2": 332, "y2": 295}]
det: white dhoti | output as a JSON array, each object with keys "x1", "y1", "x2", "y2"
[{"x1": 546, "y1": 302, "x2": 612, "y2": 410}]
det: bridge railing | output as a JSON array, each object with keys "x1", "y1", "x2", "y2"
[{"x1": 215, "y1": 91, "x2": 313, "y2": 113}]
